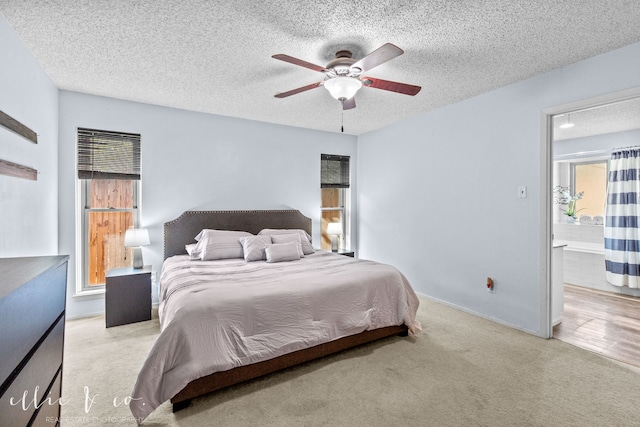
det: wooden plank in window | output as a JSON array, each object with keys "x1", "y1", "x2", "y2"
[
  {"x1": 0, "y1": 110, "x2": 38, "y2": 144},
  {"x1": 0, "y1": 159, "x2": 37, "y2": 180}
]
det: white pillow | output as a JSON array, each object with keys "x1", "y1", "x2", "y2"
[
  {"x1": 195, "y1": 230, "x2": 252, "y2": 260},
  {"x1": 239, "y1": 235, "x2": 272, "y2": 262},
  {"x1": 270, "y1": 234, "x2": 304, "y2": 257},
  {"x1": 258, "y1": 229, "x2": 315, "y2": 255},
  {"x1": 265, "y1": 242, "x2": 302, "y2": 263},
  {"x1": 185, "y1": 243, "x2": 201, "y2": 260}
]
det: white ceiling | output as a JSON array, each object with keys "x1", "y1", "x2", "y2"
[
  {"x1": 2, "y1": 1, "x2": 640, "y2": 135},
  {"x1": 553, "y1": 96, "x2": 640, "y2": 141}
]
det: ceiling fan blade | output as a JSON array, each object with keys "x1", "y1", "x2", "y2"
[
  {"x1": 342, "y1": 97, "x2": 356, "y2": 110},
  {"x1": 350, "y1": 43, "x2": 404, "y2": 73},
  {"x1": 272, "y1": 54, "x2": 329, "y2": 73},
  {"x1": 363, "y1": 77, "x2": 421, "y2": 96},
  {"x1": 274, "y1": 81, "x2": 323, "y2": 98}
]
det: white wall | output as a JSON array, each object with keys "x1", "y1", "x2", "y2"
[
  {"x1": 0, "y1": 16, "x2": 59, "y2": 257},
  {"x1": 58, "y1": 92, "x2": 357, "y2": 318},
  {"x1": 357, "y1": 42, "x2": 640, "y2": 335}
]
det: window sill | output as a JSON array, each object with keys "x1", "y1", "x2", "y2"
[
  {"x1": 554, "y1": 221, "x2": 603, "y2": 227},
  {"x1": 73, "y1": 287, "x2": 105, "y2": 299}
]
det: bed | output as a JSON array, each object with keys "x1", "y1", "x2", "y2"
[{"x1": 130, "y1": 210, "x2": 420, "y2": 423}]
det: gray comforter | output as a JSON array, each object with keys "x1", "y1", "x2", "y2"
[{"x1": 130, "y1": 251, "x2": 420, "y2": 422}]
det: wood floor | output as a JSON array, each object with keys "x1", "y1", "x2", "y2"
[{"x1": 553, "y1": 284, "x2": 640, "y2": 368}]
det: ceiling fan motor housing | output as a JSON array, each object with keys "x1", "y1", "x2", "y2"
[{"x1": 326, "y1": 50, "x2": 360, "y2": 76}]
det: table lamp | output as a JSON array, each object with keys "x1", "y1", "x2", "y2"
[
  {"x1": 124, "y1": 228, "x2": 150, "y2": 269},
  {"x1": 326, "y1": 222, "x2": 343, "y2": 252}
]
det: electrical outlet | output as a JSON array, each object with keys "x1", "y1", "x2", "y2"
[
  {"x1": 152, "y1": 271, "x2": 158, "y2": 282},
  {"x1": 487, "y1": 277, "x2": 495, "y2": 293}
]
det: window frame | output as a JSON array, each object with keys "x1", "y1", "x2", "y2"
[
  {"x1": 569, "y1": 158, "x2": 609, "y2": 220},
  {"x1": 76, "y1": 127, "x2": 142, "y2": 294},
  {"x1": 79, "y1": 179, "x2": 140, "y2": 292},
  {"x1": 321, "y1": 188, "x2": 349, "y2": 250},
  {"x1": 320, "y1": 154, "x2": 351, "y2": 251}
]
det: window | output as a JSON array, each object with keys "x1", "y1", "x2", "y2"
[
  {"x1": 78, "y1": 128, "x2": 141, "y2": 290},
  {"x1": 321, "y1": 154, "x2": 350, "y2": 250},
  {"x1": 571, "y1": 160, "x2": 608, "y2": 218}
]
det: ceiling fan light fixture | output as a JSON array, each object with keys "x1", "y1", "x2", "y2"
[{"x1": 324, "y1": 77, "x2": 362, "y2": 101}]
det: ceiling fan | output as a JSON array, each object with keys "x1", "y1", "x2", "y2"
[{"x1": 272, "y1": 43, "x2": 421, "y2": 110}]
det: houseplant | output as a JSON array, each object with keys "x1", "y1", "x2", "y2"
[{"x1": 553, "y1": 186, "x2": 584, "y2": 223}]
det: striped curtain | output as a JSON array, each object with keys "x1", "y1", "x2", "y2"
[{"x1": 605, "y1": 148, "x2": 640, "y2": 288}]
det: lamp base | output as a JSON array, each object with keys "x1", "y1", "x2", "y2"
[
  {"x1": 132, "y1": 247, "x2": 144, "y2": 269},
  {"x1": 331, "y1": 236, "x2": 338, "y2": 252}
]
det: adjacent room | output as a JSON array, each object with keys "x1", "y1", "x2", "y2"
[
  {"x1": 551, "y1": 97, "x2": 640, "y2": 367},
  {"x1": 2, "y1": 2, "x2": 640, "y2": 426}
]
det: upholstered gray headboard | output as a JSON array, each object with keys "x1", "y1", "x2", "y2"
[{"x1": 164, "y1": 210, "x2": 313, "y2": 259}]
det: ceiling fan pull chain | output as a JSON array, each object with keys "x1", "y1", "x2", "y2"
[{"x1": 341, "y1": 109, "x2": 344, "y2": 133}]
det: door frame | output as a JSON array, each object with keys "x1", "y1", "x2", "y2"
[{"x1": 540, "y1": 86, "x2": 640, "y2": 338}]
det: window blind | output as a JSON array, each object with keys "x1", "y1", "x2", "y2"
[
  {"x1": 77, "y1": 128, "x2": 141, "y2": 180},
  {"x1": 321, "y1": 154, "x2": 350, "y2": 188}
]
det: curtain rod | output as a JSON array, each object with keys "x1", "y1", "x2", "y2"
[
  {"x1": 555, "y1": 146, "x2": 640, "y2": 160},
  {"x1": 612, "y1": 145, "x2": 640, "y2": 151},
  {"x1": 555, "y1": 149, "x2": 610, "y2": 159}
]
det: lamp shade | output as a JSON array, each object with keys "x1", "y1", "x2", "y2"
[
  {"x1": 326, "y1": 222, "x2": 343, "y2": 236},
  {"x1": 324, "y1": 77, "x2": 362, "y2": 100},
  {"x1": 124, "y1": 228, "x2": 150, "y2": 247}
]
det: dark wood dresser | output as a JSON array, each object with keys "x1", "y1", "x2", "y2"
[{"x1": 0, "y1": 256, "x2": 69, "y2": 427}]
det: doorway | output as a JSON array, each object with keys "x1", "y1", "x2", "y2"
[{"x1": 544, "y1": 89, "x2": 640, "y2": 365}]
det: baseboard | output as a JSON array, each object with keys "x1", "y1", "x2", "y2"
[
  {"x1": 65, "y1": 303, "x2": 159, "y2": 321},
  {"x1": 415, "y1": 291, "x2": 545, "y2": 338},
  {"x1": 65, "y1": 310, "x2": 104, "y2": 321}
]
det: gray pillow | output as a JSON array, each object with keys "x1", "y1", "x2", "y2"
[
  {"x1": 239, "y1": 235, "x2": 272, "y2": 262},
  {"x1": 194, "y1": 228, "x2": 250, "y2": 242},
  {"x1": 265, "y1": 242, "x2": 301, "y2": 263},
  {"x1": 270, "y1": 234, "x2": 304, "y2": 257},
  {"x1": 185, "y1": 243, "x2": 201, "y2": 260},
  {"x1": 196, "y1": 230, "x2": 252, "y2": 260},
  {"x1": 258, "y1": 229, "x2": 315, "y2": 255}
]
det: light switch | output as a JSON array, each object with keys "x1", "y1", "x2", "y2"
[{"x1": 518, "y1": 186, "x2": 527, "y2": 198}]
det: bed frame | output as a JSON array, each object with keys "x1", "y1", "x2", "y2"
[{"x1": 164, "y1": 210, "x2": 409, "y2": 411}]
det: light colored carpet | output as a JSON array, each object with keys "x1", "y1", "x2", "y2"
[{"x1": 61, "y1": 297, "x2": 640, "y2": 426}]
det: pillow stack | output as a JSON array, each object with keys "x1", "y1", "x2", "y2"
[{"x1": 186, "y1": 228, "x2": 315, "y2": 263}]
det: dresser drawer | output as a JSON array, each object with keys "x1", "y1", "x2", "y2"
[
  {"x1": 0, "y1": 262, "x2": 66, "y2": 387},
  {"x1": 0, "y1": 316, "x2": 64, "y2": 427},
  {"x1": 30, "y1": 369, "x2": 62, "y2": 427}
]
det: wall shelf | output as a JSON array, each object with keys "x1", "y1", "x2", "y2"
[
  {"x1": 0, "y1": 159, "x2": 37, "y2": 181},
  {"x1": 0, "y1": 110, "x2": 37, "y2": 144}
]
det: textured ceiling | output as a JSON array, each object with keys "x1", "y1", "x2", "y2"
[
  {"x1": 553, "y1": 97, "x2": 640, "y2": 141},
  {"x1": 2, "y1": 1, "x2": 640, "y2": 135}
]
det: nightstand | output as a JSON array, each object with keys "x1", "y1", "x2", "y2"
[
  {"x1": 105, "y1": 265, "x2": 152, "y2": 328},
  {"x1": 333, "y1": 249, "x2": 355, "y2": 257}
]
